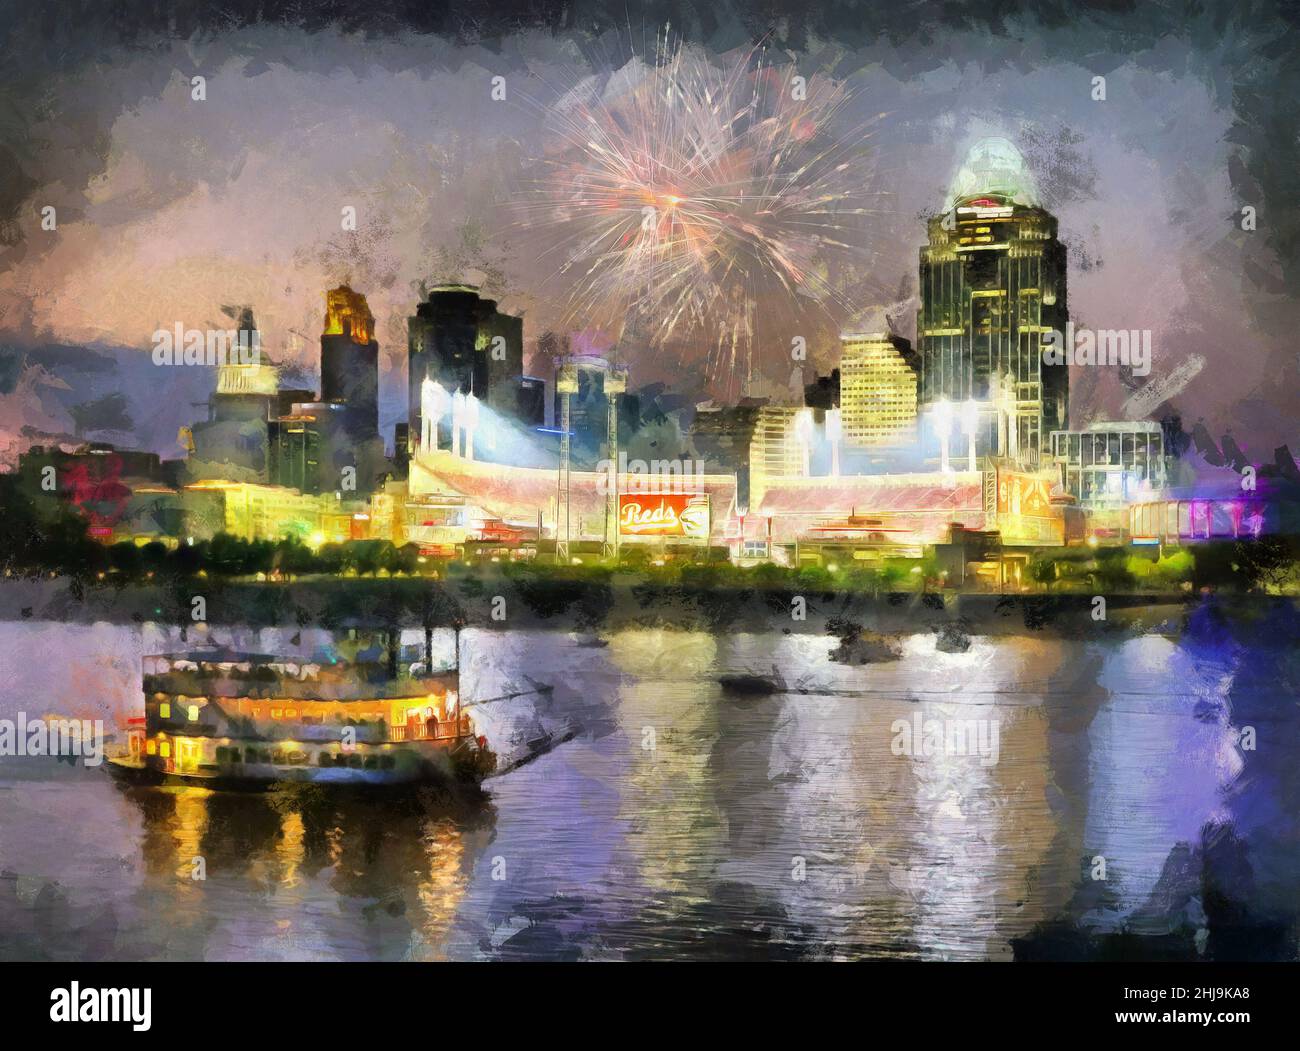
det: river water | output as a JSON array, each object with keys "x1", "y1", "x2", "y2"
[{"x1": 1, "y1": 606, "x2": 1296, "y2": 961}]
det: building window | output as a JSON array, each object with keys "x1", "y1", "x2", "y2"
[{"x1": 159, "y1": 702, "x2": 171, "y2": 719}]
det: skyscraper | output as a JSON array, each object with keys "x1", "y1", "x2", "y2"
[
  {"x1": 320, "y1": 285, "x2": 379, "y2": 444},
  {"x1": 407, "y1": 284, "x2": 524, "y2": 452},
  {"x1": 917, "y1": 138, "x2": 1068, "y2": 462},
  {"x1": 190, "y1": 307, "x2": 276, "y2": 481},
  {"x1": 839, "y1": 328, "x2": 920, "y2": 449}
]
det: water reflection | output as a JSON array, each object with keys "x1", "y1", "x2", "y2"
[
  {"x1": 1, "y1": 608, "x2": 1297, "y2": 960},
  {"x1": 115, "y1": 783, "x2": 496, "y2": 960}
]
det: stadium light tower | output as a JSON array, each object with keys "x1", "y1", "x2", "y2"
[
  {"x1": 555, "y1": 362, "x2": 579, "y2": 563},
  {"x1": 420, "y1": 378, "x2": 449, "y2": 454},
  {"x1": 934, "y1": 398, "x2": 953, "y2": 473},
  {"x1": 825, "y1": 408, "x2": 842, "y2": 478},
  {"x1": 463, "y1": 391, "x2": 480, "y2": 462},
  {"x1": 451, "y1": 390, "x2": 465, "y2": 458},
  {"x1": 603, "y1": 367, "x2": 628, "y2": 560},
  {"x1": 961, "y1": 398, "x2": 980, "y2": 472}
]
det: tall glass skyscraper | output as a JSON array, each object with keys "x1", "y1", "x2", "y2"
[
  {"x1": 407, "y1": 284, "x2": 525, "y2": 452},
  {"x1": 917, "y1": 138, "x2": 1069, "y2": 462}
]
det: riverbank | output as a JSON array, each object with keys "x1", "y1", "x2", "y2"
[{"x1": 1, "y1": 574, "x2": 1293, "y2": 641}]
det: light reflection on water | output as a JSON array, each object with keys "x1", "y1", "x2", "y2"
[{"x1": 0, "y1": 617, "x2": 1294, "y2": 961}]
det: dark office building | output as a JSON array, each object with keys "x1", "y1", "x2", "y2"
[
  {"x1": 917, "y1": 138, "x2": 1068, "y2": 462},
  {"x1": 276, "y1": 388, "x2": 316, "y2": 416},
  {"x1": 804, "y1": 369, "x2": 840, "y2": 411},
  {"x1": 320, "y1": 285, "x2": 379, "y2": 444},
  {"x1": 269, "y1": 401, "x2": 347, "y2": 495},
  {"x1": 689, "y1": 398, "x2": 769, "y2": 507},
  {"x1": 518, "y1": 376, "x2": 547, "y2": 428},
  {"x1": 407, "y1": 284, "x2": 526, "y2": 452}
]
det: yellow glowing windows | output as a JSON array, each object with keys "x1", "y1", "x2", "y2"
[
  {"x1": 187, "y1": 705, "x2": 199, "y2": 721},
  {"x1": 159, "y1": 701, "x2": 171, "y2": 719},
  {"x1": 146, "y1": 740, "x2": 157, "y2": 755},
  {"x1": 159, "y1": 742, "x2": 171, "y2": 758}
]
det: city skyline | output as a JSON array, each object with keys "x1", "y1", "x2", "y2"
[
  {"x1": 2, "y1": 5, "x2": 1297, "y2": 465},
  {"x1": 3, "y1": 0, "x2": 1300, "y2": 985}
]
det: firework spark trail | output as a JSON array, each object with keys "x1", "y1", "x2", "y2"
[{"x1": 512, "y1": 32, "x2": 882, "y2": 396}]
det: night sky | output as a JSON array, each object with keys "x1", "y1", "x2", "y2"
[{"x1": 0, "y1": 1, "x2": 1296, "y2": 461}]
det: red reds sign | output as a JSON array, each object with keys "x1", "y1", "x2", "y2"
[{"x1": 618, "y1": 493, "x2": 710, "y2": 538}]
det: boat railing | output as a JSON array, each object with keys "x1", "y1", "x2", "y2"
[{"x1": 390, "y1": 716, "x2": 473, "y2": 743}]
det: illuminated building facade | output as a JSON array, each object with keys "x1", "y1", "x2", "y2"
[
  {"x1": 1049, "y1": 421, "x2": 1169, "y2": 508},
  {"x1": 742, "y1": 471, "x2": 990, "y2": 565},
  {"x1": 749, "y1": 405, "x2": 810, "y2": 506},
  {"x1": 181, "y1": 480, "x2": 329, "y2": 544},
  {"x1": 408, "y1": 447, "x2": 737, "y2": 554},
  {"x1": 918, "y1": 138, "x2": 1069, "y2": 463},
  {"x1": 215, "y1": 308, "x2": 277, "y2": 398},
  {"x1": 1128, "y1": 482, "x2": 1291, "y2": 544},
  {"x1": 190, "y1": 308, "x2": 278, "y2": 480},
  {"x1": 839, "y1": 330, "x2": 920, "y2": 448}
]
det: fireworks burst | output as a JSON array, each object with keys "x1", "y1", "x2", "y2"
[{"x1": 517, "y1": 35, "x2": 881, "y2": 396}]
